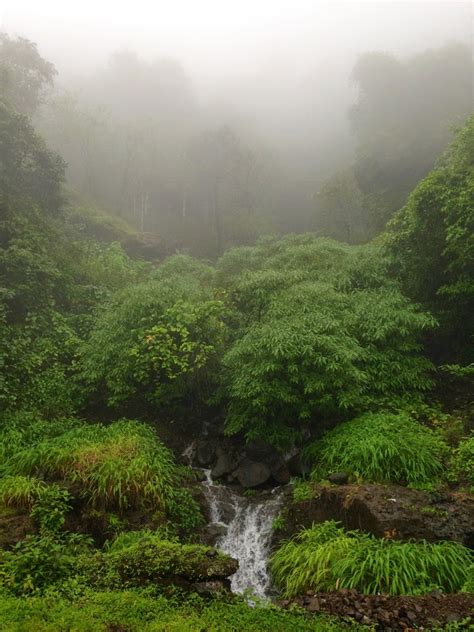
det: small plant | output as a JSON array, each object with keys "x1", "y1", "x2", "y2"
[
  {"x1": 271, "y1": 520, "x2": 472, "y2": 597},
  {"x1": 31, "y1": 485, "x2": 72, "y2": 535},
  {"x1": 292, "y1": 479, "x2": 317, "y2": 502},
  {"x1": 271, "y1": 514, "x2": 285, "y2": 532},
  {"x1": 306, "y1": 412, "x2": 448, "y2": 486},
  {"x1": 451, "y1": 436, "x2": 474, "y2": 486}
]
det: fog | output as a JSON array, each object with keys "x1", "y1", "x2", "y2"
[{"x1": 1, "y1": 1, "x2": 472, "y2": 254}]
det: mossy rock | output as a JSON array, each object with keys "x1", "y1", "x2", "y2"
[{"x1": 86, "y1": 539, "x2": 238, "y2": 589}]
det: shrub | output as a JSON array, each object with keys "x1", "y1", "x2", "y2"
[
  {"x1": 4, "y1": 420, "x2": 203, "y2": 529},
  {"x1": 78, "y1": 276, "x2": 226, "y2": 413},
  {"x1": 271, "y1": 521, "x2": 472, "y2": 597},
  {"x1": 0, "y1": 533, "x2": 92, "y2": 595},
  {"x1": 306, "y1": 412, "x2": 447, "y2": 485},
  {"x1": 218, "y1": 237, "x2": 435, "y2": 445}
]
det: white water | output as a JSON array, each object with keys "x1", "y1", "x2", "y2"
[{"x1": 202, "y1": 469, "x2": 283, "y2": 598}]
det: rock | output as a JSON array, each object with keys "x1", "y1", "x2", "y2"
[
  {"x1": 235, "y1": 458, "x2": 271, "y2": 487},
  {"x1": 196, "y1": 440, "x2": 216, "y2": 467},
  {"x1": 328, "y1": 472, "x2": 350, "y2": 485},
  {"x1": 194, "y1": 580, "x2": 228, "y2": 596},
  {"x1": 204, "y1": 522, "x2": 228, "y2": 538},
  {"x1": 272, "y1": 463, "x2": 291, "y2": 485},
  {"x1": 287, "y1": 452, "x2": 304, "y2": 477},
  {"x1": 279, "y1": 483, "x2": 474, "y2": 547},
  {"x1": 211, "y1": 447, "x2": 240, "y2": 479}
]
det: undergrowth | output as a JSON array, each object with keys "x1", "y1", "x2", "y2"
[
  {"x1": 306, "y1": 412, "x2": 448, "y2": 485},
  {"x1": 270, "y1": 521, "x2": 472, "y2": 597}
]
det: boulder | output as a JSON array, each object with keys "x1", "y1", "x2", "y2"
[
  {"x1": 328, "y1": 472, "x2": 350, "y2": 485},
  {"x1": 211, "y1": 447, "x2": 240, "y2": 479},
  {"x1": 235, "y1": 458, "x2": 271, "y2": 488},
  {"x1": 196, "y1": 440, "x2": 216, "y2": 467}
]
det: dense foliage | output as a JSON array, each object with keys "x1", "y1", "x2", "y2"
[
  {"x1": 1, "y1": 31, "x2": 472, "y2": 629},
  {"x1": 387, "y1": 116, "x2": 474, "y2": 362},
  {"x1": 217, "y1": 236, "x2": 435, "y2": 445},
  {"x1": 271, "y1": 521, "x2": 472, "y2": 597}
]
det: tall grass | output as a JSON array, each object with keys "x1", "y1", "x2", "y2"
[
  {"x1": 0, "y1": 476, "x2": 46, "y2": 509},
  {"x1": 305, "y1": 412, "x2": 447, "y2": 485},
  {"x1": 270, "y1": 521, "x2": 472, "y2": 597},
  {"x1": 2, "y1": 420, "x2": 200, "y2": 525}
]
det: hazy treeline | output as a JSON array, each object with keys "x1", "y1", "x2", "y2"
[{"x1": 14, "y1": 37, "x2": 468, "y2": 256}]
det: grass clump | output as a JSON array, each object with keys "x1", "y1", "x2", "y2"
[
  {"x1": 306, "y1": 412, "x2": 447, "y2": 485},
  {"x1": 0, "y1": 419, "x2": 203, "y2": 531},
  {"x1": 270, "y1": 521, "x2": 472, "y2": 597},
  {"x1": 0, "y1": 476, "x2": 47, "y2": 509}
]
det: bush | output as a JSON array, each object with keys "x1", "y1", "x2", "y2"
[
  {"x1": 78, "y1": 272, "x2": 226, "y2": 413},
  {"x1": 271, "y1": 521, "x2": 472, "y2": 597},
  {"x1": 306, "y1": 412, "x2": 447, "y2": 485},
  {"x1": 0, "y1": 533, "x2": 92, "y2": 595},
  {"x1": 3, "y1": 420, "x2": 202, "y2": 529},
  {"x1": 218, "y1": 236, "x2": 435, "y2": 445}
]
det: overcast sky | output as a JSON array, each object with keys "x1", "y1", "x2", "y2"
[{"x1": 1, "y1": 1, "x2": 471, "y2": 90}]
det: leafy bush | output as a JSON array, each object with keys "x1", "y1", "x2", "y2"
[
  {"x1": 218, "y1": 237, "x2": 435, "y2": 445},
  {"x1": 78, "y1": 270, "x2": 226, "y2": 413},
  {"x1": 0, "y1": 533, "x2": 92, "y2": 595},
  {"x1": 30, "y1": 485, "x2": 72, "y2": 535},
  {"x1": 306, "y1": 412, "x2": 447, "y2": 485},
  {"x1": 271, "y1": 521, "x2": 472, "y2": 597},
  {"x1": 3, "y1": 420, "x2": 202, "y2": 529}
]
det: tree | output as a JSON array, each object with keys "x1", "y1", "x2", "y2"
[
  {"x1": 0, "y1": 33, "x2": 56, "y2": 116},
  {"x1": 387, "y1": 116, "x2": 474, "y2": 363}
]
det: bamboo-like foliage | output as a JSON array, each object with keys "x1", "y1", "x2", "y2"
[
  {"x1": 306, "y1": 412, "x2": 448, "y2": 485},
  {"x1": 270, "y1": 521, "x2": 472, "y2": 597}
]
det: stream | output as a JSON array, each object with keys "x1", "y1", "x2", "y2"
[{"x1": 201, "y1": 469, "x2": 284, "y2": 598}]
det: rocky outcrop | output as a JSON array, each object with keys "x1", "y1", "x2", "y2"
[{"x1": 278, "y1": 484, "x2": 474, "y2": 547}]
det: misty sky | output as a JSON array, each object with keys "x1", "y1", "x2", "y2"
[{"x1": 1, "y1": 1, "x2": 471, "y2": 92}]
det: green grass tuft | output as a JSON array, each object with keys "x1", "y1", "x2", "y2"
[
  {"x1": 271, "y1": 521, "x2": 472, "y2": 597},
  {"x1": 306, "y1": 412, "x2": 447, "y2": 485}
]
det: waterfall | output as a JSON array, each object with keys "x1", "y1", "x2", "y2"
[{"x1": 202, "y1": 469, "x2": 284, "y2": 598}]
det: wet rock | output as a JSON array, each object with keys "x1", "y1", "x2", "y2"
[
  {"x1": 272, "y1": 463, "x2": 291, "y2": 485},
  {"x1": 211, "y1": 447, "x2": 240, "y2": 479},
  {"x1": 328, "y1": 472, "x2": 350, "y2": 485},
  {"x1": 235, "y1": 458, "x2": 271, "y2": 488},
  {"x1": 196, "y1": 440, "x2": 216, "y2": 467},
  {"x1": 204, "y1": 522, "x2": 228, "y2": 538},
  {"x1": 193, "y1": 580, "x2": 228, "y2": 596}
]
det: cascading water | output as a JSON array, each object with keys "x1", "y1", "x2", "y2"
[{"x1": 202, "y1": 469, "x2": 284, "y2": 598}]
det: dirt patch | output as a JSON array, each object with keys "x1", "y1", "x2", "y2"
[{"x1": 281, "y1": 589, "x2": 474, "y2": 630}]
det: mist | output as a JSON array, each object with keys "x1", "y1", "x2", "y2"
[{"x1": 1, "y1": 0, "x2": 472, "y2": 253}]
